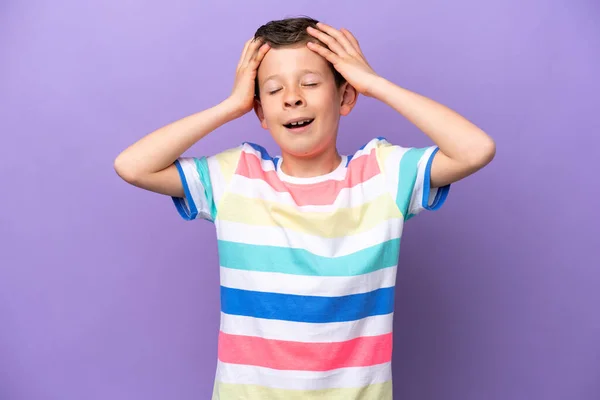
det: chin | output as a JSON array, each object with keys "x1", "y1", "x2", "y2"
[
  {"x1": 277, "y1": 143, "x2": 315, "y2": 157},
  {"x1": 271, "y1": 124, "x2": 335, "y2": 157},
  {"x1": 282, "y1": 141, "x2": 331, "y2": 158}
]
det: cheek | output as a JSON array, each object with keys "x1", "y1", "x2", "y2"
[
  {"x1": 259, "y1": 100, "x2": 279, "y2": 123},
  {"x1": 314, "y1": 93, "x2": 340, "y2": 122},
  {"x1": 317, "y1": 86, "x2": 340, "y2": 106}
]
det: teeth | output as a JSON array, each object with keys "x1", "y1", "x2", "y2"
[{"x1": 290, "y1": 119, "x2": 311, "y2": 126}]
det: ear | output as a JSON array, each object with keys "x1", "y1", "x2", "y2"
[
  {"x1": 253, "y1": 98, "x2": 269, "y2": 129},
  {"x1": 339, "y1": 83, "x2": 358, "y2": 116}
]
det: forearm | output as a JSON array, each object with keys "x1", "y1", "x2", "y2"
[
  {"x1": 369, "y1": 76, "x2": 495, "y2": 166},
  {"x1": 114, "y1": 99, "x2": 240, "y2": 177}
]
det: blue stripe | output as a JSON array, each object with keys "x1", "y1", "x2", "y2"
[
  {"x1": 218, "y1": 239, "x2": 400, "y2": 276},
  {"x1": 422, "y1": 147, "x2": 450, "y2": 211},
  {"x1": 243, "y1": 142, "x2": 275, "y2": 162},
  {"x1": 171, "y1": 159, "x2": 198, "y2": 220},
  {"x1": 221, "y1": 286, "x2": 395, "y2": 323}
]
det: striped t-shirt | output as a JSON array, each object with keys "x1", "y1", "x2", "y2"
[{"x1": 171, "y1": 137, "x2": 450, "y2": 400}]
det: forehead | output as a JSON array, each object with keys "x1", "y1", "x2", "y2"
[{"x1": 257, "y1": 45, "x2": 331, "y2": 81}]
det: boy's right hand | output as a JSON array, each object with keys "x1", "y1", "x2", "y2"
[
  {"x1": 228, "y1": 38, "x2": 270, "y2": 117},
  {"x1": 115, "y1": 38, "x2": 270, "y2": 199}
]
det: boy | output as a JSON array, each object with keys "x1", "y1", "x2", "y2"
[{"x1": 115, "y1": 16, "x2": 495, "y2": 400}]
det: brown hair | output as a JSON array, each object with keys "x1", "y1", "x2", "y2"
[{"x1": 253, "y1": 16, "x2": 346, "y2": 98}]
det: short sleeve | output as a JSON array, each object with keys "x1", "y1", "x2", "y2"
[
  {"x1": 375, "y1": 139, "x2": 450, "y2": 220},
  {"x1": 171, "y1": 146, "x2": 242, "y2": 222},
  {"x1": 171, "y1": 157, "x2": 216, "y2": 221}
]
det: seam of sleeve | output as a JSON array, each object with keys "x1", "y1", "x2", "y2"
[
  {"x1": 374, "y1": 141, "x2": 409, "y2": 220},
  {"x1": 195, "y1": 157, "x2": 217, "y2": 222},
  {"x1": 211, "y1": 145, "x2": 245, "y2": 222},
  {"x1": 421, "y1": 147, "x2": 450, "y2": 211},
  {"x1": 172, "y1": 159, "x2": 198, "y2": 220},
  {"x1": 398, "y1": 148, "x2": 424, "y2": 220}
]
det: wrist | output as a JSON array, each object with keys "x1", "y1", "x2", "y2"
[
  {"x1": 217, "y1": 97, "x2": 245, "y2": 122},
  {"x1": 366, "y1": 75, "x2": 393, "y2": 99}
]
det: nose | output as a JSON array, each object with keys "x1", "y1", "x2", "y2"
[{"x1": 283, "y1": 88, "x2": 304, "y2": 108}]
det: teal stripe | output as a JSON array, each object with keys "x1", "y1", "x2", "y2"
[
  {"x1": 218, "y1": 239, "x2": 400, "y2": 277},
  {"x1": 194, "y1": 157, "x2": 217, "y2": 221},
  {"x1": 396, "y1": 148, "x2": 427, "y2": 219}
]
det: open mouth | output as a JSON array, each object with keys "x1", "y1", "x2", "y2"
[{"x1": 283, "y1": 118, "x2": 315, "y2": 129}]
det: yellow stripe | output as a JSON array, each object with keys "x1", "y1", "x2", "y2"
[
  {"x1": 216, "y1": 192, "x2": 403, "y2": 238},
  {"x1": 214, "y1": 147, "x2": 242, "y2": 185},
  {"x1": 375, "y1": 140, "x2": 396, "y2": 169},
  {"x1": 213, "y1": 380, "x2": 392, "y2": 400}
]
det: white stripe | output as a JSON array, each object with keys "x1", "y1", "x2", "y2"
[
  {"x1": 352, "y1": 137, "x2": 385, "y2": 159},
  {"x1": 228, "y1": 172, "x2": 388, "y2": 212},
  {"x1": 241, "y1": 145, "x2": 277, "y2": 172},
  {"x1": 220, "y1": 312, "x2": 394, "y2": 343},
  {"x1": 279, "y1": 155, "x2": 350, "y2": 184},
  {"x1": 220, "y1": 266, "x2": 397, "y2": 296},
  {"x1": 206, "y1": 155, "x2": 226, "y2": 206},
  {"x1": 178, "y1": 158, "x2": 212, "y2": 221},
  {"x1": 216, "y1": 361, "x2": 392, "y2": 390},
  {"x1": 408, "y1": 146, "x2": 438, "y2": 216},
  {"x1": 216, "y1": 217, "x2": 403, "y2": 258},
  {"x1": 382, "y1": 145, "x2": 411, "y2": 204}
]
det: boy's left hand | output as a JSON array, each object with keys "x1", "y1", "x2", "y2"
[{"x1": 307, "y1": 23, "x2": 379, "y2": 97}]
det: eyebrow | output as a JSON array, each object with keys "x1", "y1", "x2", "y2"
[{"x1": 262, "y1": 69, "x2": 323, "y2": 85}]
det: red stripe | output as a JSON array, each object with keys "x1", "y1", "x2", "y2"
[
  {"x1": 235, "y1": 149, "x2": 381, "y2": 206},
  {"x1": 218, "y1": 331, "x2": 393, "y2": 371}
]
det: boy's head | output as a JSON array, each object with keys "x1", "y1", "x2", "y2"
[{"x1": 252, "y1": 17, "x2": 357, "y2": 159}]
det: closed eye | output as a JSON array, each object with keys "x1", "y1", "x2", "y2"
[{"x1": 268, "y1": 88, "x2": 282, "y2": 95}]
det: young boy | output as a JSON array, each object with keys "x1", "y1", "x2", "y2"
[{"x1": 115, "y1": 16, "x2": 495, "y2": 400}]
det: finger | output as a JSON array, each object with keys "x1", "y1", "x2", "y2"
[
  {"x1": 237, "y1": 39, "x2": 253, "y2": 70},
  {"x1": 306, "y1": 41, "x2": 340, "y2": 64},
  {"x1": 316, "y1": 22, "x2": 356, "y2": 56},
  {"x1": 241, "y1": 38, "x2": 264, "y2": 69},
  {"x1": 340, "y1": 28, "x2": 363, "y2": 55},
  {"x1": 250, "y1": 43, "x2": 271, "y2": 68},
  {"x1": 306, "y1": 26, "x2": 346, "y2": 57}
]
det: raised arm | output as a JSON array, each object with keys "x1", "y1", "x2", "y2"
[
  {"x1": 306, "y1": 23, "x2": 495, "y2": 188},
  {"x1": 368, "y1": 79, "x2": 496, "y2": 188},
  {"x1": 114, "y1": 38, "x2": 270, "y2": 197}
]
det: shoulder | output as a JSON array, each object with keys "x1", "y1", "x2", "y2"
[
  {"x1": 206, "y1": 142, "x2": 276, "y2": 174},
  {"x1": 236, "y1": 141, "x2": 281, "y2": 171},
  {"x1": 353, "y1": 137, "x2": 436, "y2": 166},
  {"x1": 346, "y1": 136, "x2": 399, "y2": 170},
  {"x1": 348, "y1": 137, "x2": 398, "y2": 160},
  {"x1": 354, "y1": 136, "x2": 391, "y2": 154}
]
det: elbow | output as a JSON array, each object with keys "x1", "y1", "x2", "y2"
[
  {"x1": 480, "y1": 136, "x2": 496, "y2": 165},
  {"x1": 468, "y1": 136, "x2": 496, "y2": 170},
  {"x1": 114, "y1": 153, "x2": 140, "y2": 184}
]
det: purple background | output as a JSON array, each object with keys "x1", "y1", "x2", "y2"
[{"x1": 1, "y1": 0, "x2": 599, "y2": 399}]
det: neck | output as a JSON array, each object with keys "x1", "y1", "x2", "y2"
[{"x1": 280, "y1": 146, "x2": 342, "y2": 178}]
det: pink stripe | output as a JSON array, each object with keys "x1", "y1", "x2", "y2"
[
  {"x1": 236, "y1": 150, "x2": 381, "y2": 206},
  {"x1": 218, "y1": 332, "x2": 393, "y2": 371}
]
